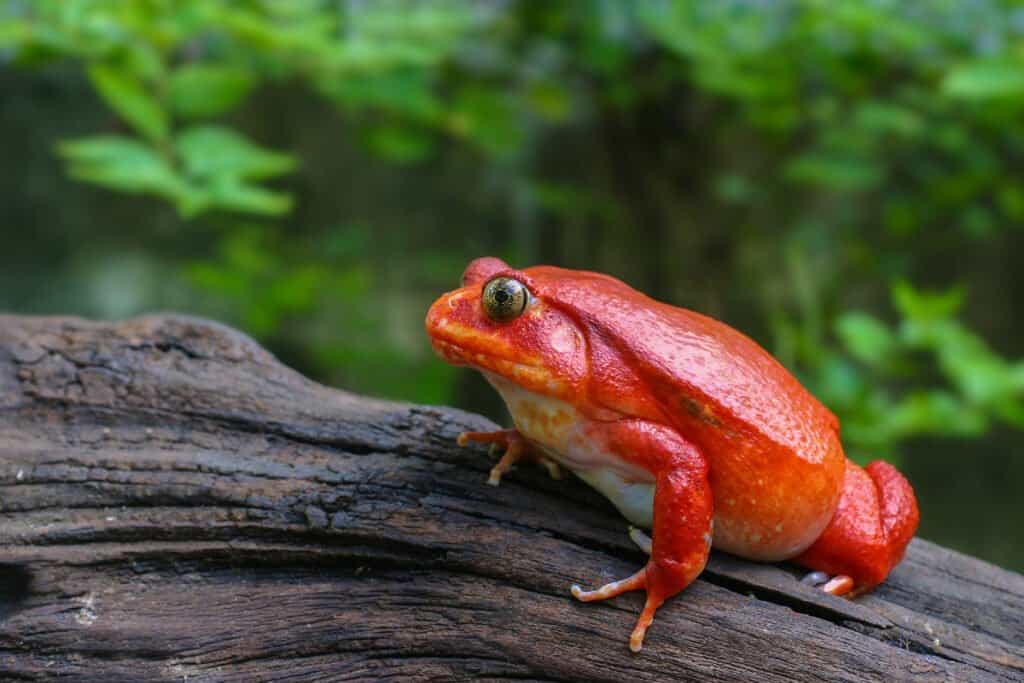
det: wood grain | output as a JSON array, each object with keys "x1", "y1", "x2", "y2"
[{"x1": 0, "y1": 314, "x2": 1020, "y2": 682}]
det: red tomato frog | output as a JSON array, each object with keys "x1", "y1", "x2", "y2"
[{"x1": 425, "y1": 257, "x2": 919, "y2": 652}]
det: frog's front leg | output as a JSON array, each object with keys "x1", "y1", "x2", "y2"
[
  {"x1": 457, "y1": 428, "x2": 562, "y2": 485},
  {"x1": 570, "y1": 420, "x2": 712, "y2": 653}
]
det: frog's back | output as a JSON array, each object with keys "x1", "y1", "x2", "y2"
[
  {"x1": 530, "y1": 267, "x2": 837, "y2": 446},
  {"x1": 530, "y1": 266, "x2": 846, "y2": 560}
]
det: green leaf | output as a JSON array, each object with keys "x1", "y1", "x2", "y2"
[
  {"x1": 318, "y1": 70, "x2": 443, "y2": 122},
  {"x1": 207, "y1": 177, "x2": 293, "y2": 216},
  {"x1": 816, "y1": 353, "x2": 866, "y2": 408},
  {"x1": 892, "y1": 281, "x2": 965, "y2": 321},
  {"x1": 853, "y1": 102, "x2": 923, "y2": 138},
  {"x1": 172, "y1": 126, "x2": 295, "y2": 217},
  {"x1": 175, "y1": 125, "x2": 296, "y2": 181},
  {"x1": 87, "y1": 63, "x2": 168, "y2": 141},
  {"x1": 943, "y1": 60, "x2": 1024, "y2": 99},
  {"x1": 169, "y1": 64, "x2": 256, "y2": 118},
  {"x1": 886, "y1": 391, "x2": 988, "y2": 438},
  {"x1": 57, "y1": 135, "x2": 185, "y2": 199},
  {"x1": 835, "y1": 312, "x2": 895, "y2": 366}
]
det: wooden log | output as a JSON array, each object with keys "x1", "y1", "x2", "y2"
[{"x1": 0, "y1": 314, "x2": 1021, "y2": 682}]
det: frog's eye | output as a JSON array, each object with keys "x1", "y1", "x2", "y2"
[{"x1": 482, "y1": 276, "x2": 529, "y2": 322}]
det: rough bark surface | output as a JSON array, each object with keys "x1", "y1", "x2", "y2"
[{"x1": 0, "y1": 314, "x2": 1021, "y2": 682}]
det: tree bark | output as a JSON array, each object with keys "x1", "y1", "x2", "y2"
[{"x1": 0, "y1": 314, "x2": 1021, "y2": 682}]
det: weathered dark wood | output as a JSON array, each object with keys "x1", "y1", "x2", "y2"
[{"x1": 0, "y1": 314, "x2": 1021, "y2": 682}]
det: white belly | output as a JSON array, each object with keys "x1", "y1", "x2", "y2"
[
  {"x1": 484, "y1": 373, "x2": 655, "y2": 527},
  {"x1": 575, "y1": 468, "x2": 655, "y2": 527}
]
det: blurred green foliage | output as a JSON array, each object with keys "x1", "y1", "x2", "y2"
[
  {"x1": 825, "y1": 283, "x2": 1024, "y2": 458},
  {"x1": 1, "y1": 0, "x2": 479, "y2": 215},
  {"x1": 3, "y1": 0, "x2": 1024, "y2": 472}
]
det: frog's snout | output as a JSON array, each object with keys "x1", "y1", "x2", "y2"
[
  {"x1": 425, "y1": 289, "x2": 474, "y2": 361},
  {"x1": 425, "y1": 293, "x2": 452, "y2": 339},
  {"x1": 425, "y1": 297, "x2": 458, "y2": 362}
]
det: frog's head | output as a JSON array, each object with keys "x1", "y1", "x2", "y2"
[{"x1": 425, "y1": 257, "x2": 588, "y2": 400}]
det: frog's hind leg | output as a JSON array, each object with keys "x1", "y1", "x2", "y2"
[
  {"x1": 794, "y1": 459, "x2": 919, "y2": 596},
  {"x1": 457, "y1": 428, "x2": 562, "y2": 485},
  {"x1": 569, "y1": 420, "x2": 713, "y2": 652}
]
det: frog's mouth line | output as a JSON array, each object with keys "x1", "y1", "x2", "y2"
[{"x1": 430, "y1": 339, "x2": 561, "y2": 392}]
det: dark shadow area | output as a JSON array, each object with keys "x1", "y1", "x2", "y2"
[{"x1": 0, "y1": 564, "x2": 33, "y2": 621}]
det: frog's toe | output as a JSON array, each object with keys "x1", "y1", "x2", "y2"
[
  {"x1": 459, "y1": 429, "x2": 562, "y2": 484},
  {"x1": 539, "y1": 456, "x2": 563, "y2": 480},
  {"x1": 800, "y1": 570, "x2": 829, "y2": 587},
  {"x1": 628, "y1": 526, "x2": 652, "y2": 555},
  {"x1": 487, "y1": 443, "x2": 525, "y2": 485},
  {"x1": 571, "y1": 567, "x2": 655, "y2": 652},
  {"x1": 630, "y1": 592, "x2": 662, "y2": 653},
  {"x1": 571, "y1": 563, "x2": 680, "y2": 653},
  {"x1": 570, "y1": 567, "x2": 646, "y2": 602},
  {"x1": 799, "y1": 570, "x2": 855, "y2": 596},
  {"x1": 822, "y1": 574, "x2": 855, "y2": 596},
  {"x1": 456, "y1": 428, "x2": 530, "y2": 486}
]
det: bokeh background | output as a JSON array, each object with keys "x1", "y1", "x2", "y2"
[{"x1": 2, "y1": 1, "x2": 1022, "y2": 570}]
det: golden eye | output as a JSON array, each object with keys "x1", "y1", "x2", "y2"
[{"x1": 482, "y1": 276, "x2": 529, "y2": 322}]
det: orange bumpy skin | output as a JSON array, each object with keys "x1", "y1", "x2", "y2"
[{"x1": 425, "y1": 257, "x2": 919, "y2": 652}]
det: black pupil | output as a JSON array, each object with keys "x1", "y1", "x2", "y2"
[{"x1": 495, "y1": 289, "x2": 510, "y2": 303}]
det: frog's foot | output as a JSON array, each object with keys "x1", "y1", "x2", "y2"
[
  {"x1": 800, "y1": 570, "x2": 855, "y2": 596},
  {"x1": 456, "y1": 428, "x2": 562, "y2": 486},
  {"x1": 795, "y1": 459, "x2": 918, "y2": 596},
  {"x1": 571, "y1": 565, "x2": 660, "y2": 653},
  {"x1": 571, "y1": 551, "x2": 708, "y2": 653}
]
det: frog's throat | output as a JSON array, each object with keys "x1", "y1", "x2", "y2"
[
  {"x1": 483, "y1": 371, "x2": 655, "y2": 527},
  {"x1": 430, "y1": 339, "x2": 567, "y2": 396}
]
